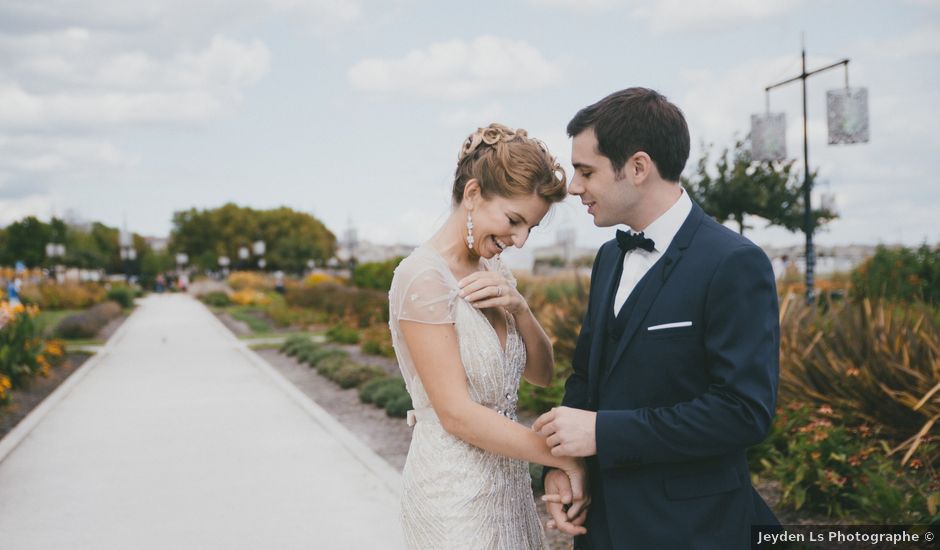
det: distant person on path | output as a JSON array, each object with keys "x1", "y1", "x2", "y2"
[
  {"x1": 534, "y1": 87, "x2": 781, "y2": 549},
  {"x1": 6, "y1": 278, "x2": 21, "y2": 306},
  {"x1": 388, "y1": 123, "x2": 583, "y2": 548}
]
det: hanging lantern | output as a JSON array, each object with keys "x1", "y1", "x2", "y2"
[
  {"x1": 827, "y1": 87, "x2": 869, "y2": 144},
  {"x1": 750, "y1": 112, "x2": 787, "y2": 161}
]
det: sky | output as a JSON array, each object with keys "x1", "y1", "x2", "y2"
[{"x1": 2, "y1": 0, "x2": 939, "y2": 262}]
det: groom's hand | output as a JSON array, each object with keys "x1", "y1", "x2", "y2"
[
  {"x1": 533, "y1": 406, "x2": 597, "y2": 457},
  {"x1": 542, "y1": 468, "x2": 588, "y2": 536}
]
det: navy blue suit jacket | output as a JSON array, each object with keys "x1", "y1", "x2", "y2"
[{"x1": 564, "y1": 202, "x2": 780, "y2": 549}]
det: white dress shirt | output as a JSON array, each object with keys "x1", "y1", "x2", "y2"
[{"x1": 613, "y1": 188, "x2": 693, "y2": 313}]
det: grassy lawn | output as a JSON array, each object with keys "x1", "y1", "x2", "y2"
[
  {"x1": 62, "y1": 338, "x2": 106, "y2": 347},
  {"x1": 230, "y1": 306, "x2": 274, "y2": 334}
]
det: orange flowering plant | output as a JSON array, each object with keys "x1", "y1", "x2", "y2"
[
  {"x1": 1, "y1": 301, "x2": 65, "y2": 396},
  {"x1": 747, "y1": 402, "x2": 938, "y2": 522}
]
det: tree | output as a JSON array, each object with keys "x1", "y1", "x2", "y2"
[
  {"x1": 0, "y1": 217, "x2": 50, "y2": 267},
  {"x1": 0, "y1": 216, "x2": 156, "y2": 274},
  {"x1": 168, "y1": 203, "x2": 337, "y2": 273},
  {"x1": 683, "y1": 139, "x2": 838, "y2": 236}
]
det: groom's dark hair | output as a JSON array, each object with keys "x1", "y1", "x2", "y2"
[{"x1": 567, "y1": 87, "x2": 690, "y2": 182}]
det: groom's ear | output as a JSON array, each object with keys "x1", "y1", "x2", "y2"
[{"x1": 630, "y1": 152, "x2": 655, "y2": 185}]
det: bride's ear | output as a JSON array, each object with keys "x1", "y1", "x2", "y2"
[{"x1": 463, "y1": 179, "x2": 481, "y2": 209}]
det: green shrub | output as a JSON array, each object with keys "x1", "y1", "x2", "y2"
[
  {"x1": 333, "y1": 363, "x2": 386, "y2": 389},
  {"x1": 529, "y1": 463, "x2": 544, "y2": 491},
  {"x1": 106, "y1": 286, "x2": 136, "y2": 308},
  {"x1": 53, "y1": 301, "x2": 122, "y2": 339},
  {"x1": 351, "y1": 257, "x2": 404, "y2": 291},
  {"x1": 359, "y1": 376, "x2": 402, "y2": 404},
  {"x1": 361, "y1": 326, "x2": 395, "y2": 358},
  {"x1": 326, "y1": 323, "x2": 360, "y2": 345},
  {"x1": 852, "y1": 244, "x2": 940, "y2": 303},
  {"x1": 302, "y1": 347, "x2": 347, "y2": 367},
  {"x1": 201, "y1": 291, "x2": 231, "y2": 307},
  {"x1": 264, "y1": 301, "x2": 300, "y2": 327},
  {"x1": 373, "y1": 382, "x2": 408, "y2": 408},
  {"x1": 517, "y1": 371, "x2": 567, "y2": 415},
  {"x1": 316, "y1": 354, "x2": 351, "y2": 378},
  {"x1": 281, "y1": 335, "x2": 313, "y2": 355},
  {"x1": 385, "y1": 392, "x2": 412, "y2": 418},
  {"x1": 285, "y1": 283, "x2": 388, "y2": 327},
  {"x1": 287, "y1": 342, "x2": 316, "y2": 358}
]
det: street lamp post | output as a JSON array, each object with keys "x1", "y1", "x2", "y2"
[
  {"x1": 238, "y1": 246, "x2": 250, "y2": 271},
  {"x1": 218, "y1": 256, "x2": 230, "y2": 279},
  {"x1": 253, "y1": 240, "x2": 266, "y2": 271},
  {"x1": 119, "y1": 228, "x2": 136, "y2": 283},
  {"x1": 762, "y1": 36, "x2": 865, "y2": 304},
  {"x1": 45, "y1": 242, "x2": 66, "y2": 282},
  {"x1": 119, "y1": 247, "x2": 137, "y2": 282}
]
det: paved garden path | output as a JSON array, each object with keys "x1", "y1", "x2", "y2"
[{"x1": 0, "y1": 293, "x2": 404, "y2": 550}]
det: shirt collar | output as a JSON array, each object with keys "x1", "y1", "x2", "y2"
[{"x1": 627, "y1": 187, "x2": 692, "y2": 253}]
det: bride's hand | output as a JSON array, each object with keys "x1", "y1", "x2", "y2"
[
  {"x1": 542, "y1": 461, "x2": 590, "y2": 535},
  {"x1": 542, "y1": 467, "x2": 590, "y2": 535},
  {"x1": 458, "y1": 271, "x2": 527, "y2": 315}
]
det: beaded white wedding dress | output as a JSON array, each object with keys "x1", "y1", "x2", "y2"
[{"x1": 388, "y1": 243, "x2": 547, "y2": 550}]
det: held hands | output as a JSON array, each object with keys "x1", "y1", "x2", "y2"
[
  {"x1": 533, "y1": 406, "x2": 598, "y2": 457},
  {"x1": 458, "y1": 271, "x2": 527, "y2": 315},
  {"x1": 542, "y1": 465, "x2": 590, "y2": 536}
]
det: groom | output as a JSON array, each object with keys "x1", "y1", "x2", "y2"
[{"x1": 534, "y1": 88, "x2": 781, "y2": 549}]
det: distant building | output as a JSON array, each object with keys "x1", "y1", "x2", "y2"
[
  {"x1": 145, "y1": 236, "x2": 169, "y2": 252},
  {"x1": 337, "y1": 241, "x2": 416, "y2": 264},
  {"x1": 761, "y1": 244, "x2": 879, "y2": 277}
]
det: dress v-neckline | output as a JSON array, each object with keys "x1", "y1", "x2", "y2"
[{"x1": 422, "y1": 243, "x2": 512, "y2": 356}]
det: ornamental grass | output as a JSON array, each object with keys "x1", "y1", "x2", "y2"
[{"x1": 778, "y1": 294, "x2": 940, "y2": 467}]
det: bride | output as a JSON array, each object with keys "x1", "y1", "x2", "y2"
[{"x1": 388, "y1": 123, "x2": 588, "y2": 549}]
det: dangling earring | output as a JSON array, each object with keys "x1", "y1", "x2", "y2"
[{"x1": 466, "y1": 211, "x2": 475, "y2": 250}]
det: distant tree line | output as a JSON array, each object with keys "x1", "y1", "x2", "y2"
[
  {"x1": 0, "y1": 216, "x2": 171, "y2": 283},
  {"x1": 1, "y1": 203, "x2": 337, "y2": 280}
]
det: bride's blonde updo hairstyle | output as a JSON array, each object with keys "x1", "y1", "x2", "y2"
[{"x1": 453, "y1": 123, "x2": 567, "y2": 206}]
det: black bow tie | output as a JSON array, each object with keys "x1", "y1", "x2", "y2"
[{"x1": 616, "y1": 229, "x2": 656, "y2": 253}]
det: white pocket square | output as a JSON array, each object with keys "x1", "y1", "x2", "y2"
[{"x1": 647, "y1": 321, "x2": 693, "y2": 331}]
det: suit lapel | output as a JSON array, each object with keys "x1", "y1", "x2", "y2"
[{"x1": 602, "y1": 203, "x2": 706, "y2": 384}]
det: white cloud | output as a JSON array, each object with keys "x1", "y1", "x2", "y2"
[
  {"x1": 348, "y1": 36, "x2": 563, "y2": 100},
  {"x1": 528, "y1": 0, "x2": 621, "y2": 12},
  {"x1": 0, "y1": 84, "x2": 234, "y2": 128},
  {"x1": 0, "y1": 135, "x2": 138, "y2": 174},
  {"x1": 0, "y1": 193, "x2": 55, "y2": 227},
  {"x1": 0, "y1": 33, "x2": 269, "y2": 128},
  {"x1": 860, "y1": 24, "x2": 940, "y2": 60},
  {"x1": 438, "y1": 103, "x2": 507, "y2": 128},
  {"x1": 632, "y1": 0, "x2": 808, "y2": 35},
  {"x1": 0, "y1": 0, "x2": 361, "y2": 35}
]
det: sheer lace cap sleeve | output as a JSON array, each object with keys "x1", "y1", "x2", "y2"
[{"x1": 391, "y1": 252, "x2": 458, "y2": 325}]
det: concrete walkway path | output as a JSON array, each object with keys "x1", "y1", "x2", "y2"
[{"x1": 0, "y1": 294, "x2": 404, "y2": 550}]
